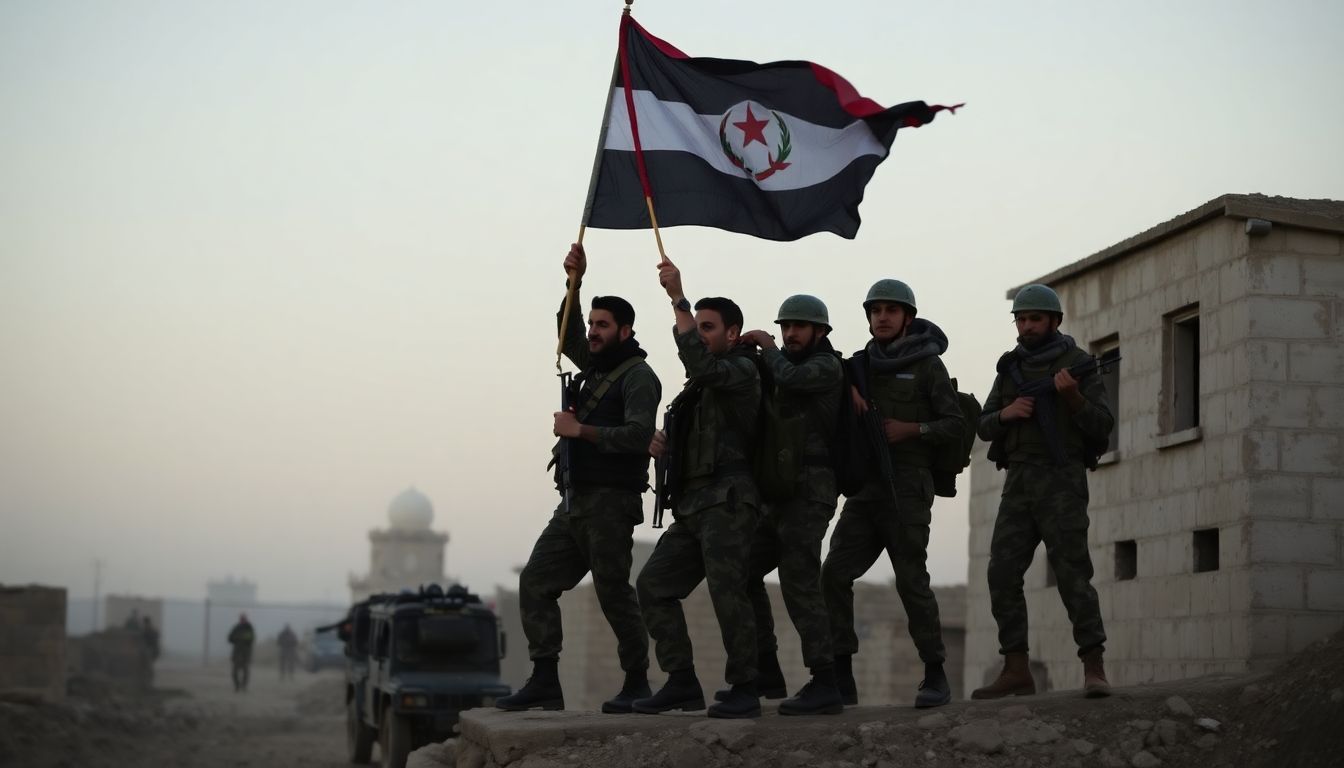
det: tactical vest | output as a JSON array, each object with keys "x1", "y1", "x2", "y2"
[
  {"x1": 568, "y1": 364, "x2": 652, "y2": 492},
  {"x1": 680, "y1": 355, "x2": 759, "y2": 486},
  {"x1": 775, "y1": 352, "x2": 842, "y2": 463},
  {"x1": 870, "y1": 361, "x2": 936, "y2": 468},
  {"x1": 991, "y1": 347, "x2": 1093, "y2": 466}
]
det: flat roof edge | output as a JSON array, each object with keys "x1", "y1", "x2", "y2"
[{"x1": 1005, "y1": 194, "x2": 1344, "y2": 299}]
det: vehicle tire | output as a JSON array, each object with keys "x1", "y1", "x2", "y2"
[
  {"x1": 346, "y1": 698, "x2": 374, "y2": 764},
  {"x1": 378, "y1": 711, "x2": 412, "y2": 768}
]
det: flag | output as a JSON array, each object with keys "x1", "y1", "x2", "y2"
[{"x1": 581, "y1": 14, "x2": 960, "y2": 242}]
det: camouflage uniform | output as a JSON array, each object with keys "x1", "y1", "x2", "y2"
[
  {"x1": 822, "y1": 324, "x2": 964, "y2": 666},
  {"x1": 748, "y1": 345, "x2": 842, "y2": 669},
  {"x1": 978, "y1": 341, "x2": 1113, "y2": 658},
  {"x1": 637, "y1": 329, "x2": 761, "y2": 684},
  {"x1": 517, "y1": 297, "x2": 660, "y2": 673}
]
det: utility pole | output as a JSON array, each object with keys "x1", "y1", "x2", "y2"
[
  {"x1": 203, "y1": 597, "x2": 211, "y2": 666},
  {"x1": 92, "y1": 558, "x2": 104, "y2": 632}
]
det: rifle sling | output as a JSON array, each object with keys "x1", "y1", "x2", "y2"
[{"x1": 574, "y1": 356, "x2": 644, "y2": 422}]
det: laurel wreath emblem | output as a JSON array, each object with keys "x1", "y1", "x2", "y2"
[{"x1": 718, "y1": 108, "x2": 793, "y2": 182}]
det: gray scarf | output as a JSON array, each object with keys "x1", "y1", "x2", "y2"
[
  {"x1": 866, "y1": 318, "x2": 949, "y2": 373},
  {"x1": 1013, "y1": 332, "x2": 1077, "y2": 367}
]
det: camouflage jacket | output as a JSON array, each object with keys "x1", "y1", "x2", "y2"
[
  {"x1": 557, "y1": 294, "x2": 662, "y2": 458},
  {"x1": 978, "y1": 345, "x2": 1113, "y2": 468},
  {"x1": 673, "y1": 328, "x2": 761, "y2": 516},
  {"x1": 761, "y1": 346, "x2": 843, "y2": 505}
]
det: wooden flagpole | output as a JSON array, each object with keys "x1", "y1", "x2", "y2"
[{"x1": 558, "y1": 0, "x2": 639, "y2": 371}]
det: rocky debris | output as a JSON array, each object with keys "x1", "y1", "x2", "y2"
[
  {"x1": 1194, "y1": 717, "x2": 1220, "y2": 732},
  {"x1": 1071, "y1": 738, "x2": 1096, "y2": 755},
  {"x1": 950, "y1": 718, "x2": 1003, "y2": 754},
  {"x1": 781, "y1": 750, "x2": 815, "y2": 768},
  {"x1": 1153, "y1": 718, "x2": 1180, "y2": 747},
  {"x1": 1163, "y1": 695, "x2": 1193, "y2": 718},
  {"x1": 1194, "y1": 733, "x2": 1221, "y2": 750},
  {"x1": 916, "y1": 713, "x2": 948, "y2": 730},
  {"x1": 1003, "y1": 717, "x2": 1061, "y2": 745},
  {"x1": 998, "y1": 704, "x2": 1033, "y2": 721},
  {"x1": 1130, "y1": 749, "x2": 1162, "y2": 767},
  {"x1": 407, "y1": 739, "x2": 457, "y2": 768}
]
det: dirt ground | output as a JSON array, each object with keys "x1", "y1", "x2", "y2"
[
  {"x1": 451, "y1": 629, "x2": 1344, "y2": 768},
  {"x1": 0, "y1": 660, "x2": 351, "y2": 768}
]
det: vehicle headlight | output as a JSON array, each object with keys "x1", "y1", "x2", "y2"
[{"x1": 400, "y1": 693, "x2": 431, "y2": 709}]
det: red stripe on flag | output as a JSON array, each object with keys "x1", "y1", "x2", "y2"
[
  {"x1": 628, "y1": 17, "x2": 690, "y2": 59},
  {"x1": 618, "y1": 13, "x2": 654, "y2": 199},
  {"x1": 808, "y1": 63, "x2": 887, "y2": 118}
]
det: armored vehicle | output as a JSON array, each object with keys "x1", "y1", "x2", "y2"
[{"x1": 340, "y1": 585, "x2": 510, "y2": 768}]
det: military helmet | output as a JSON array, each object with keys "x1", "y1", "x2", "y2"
[
  {"x1": 774, "y1": 294, "x2": 831, "y2": 329},
  {"x1": 1011, "y1": 284, "x2": 1063, "y2": 315},
  {"x1": 863, "y1": 279, "x2": 917, "y2": 315}
]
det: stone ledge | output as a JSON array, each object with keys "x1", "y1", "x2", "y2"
[{"x1": 1156, "y1": 426, "x2": 1203, "y2": 450}]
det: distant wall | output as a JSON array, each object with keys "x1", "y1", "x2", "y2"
[{"x1": 0, "y1": 584, "x2": 67, "y2": 702}]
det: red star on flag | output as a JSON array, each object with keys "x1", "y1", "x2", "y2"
[{"x1": 733, "y1": 105, "x2": 769, "y2": 148}]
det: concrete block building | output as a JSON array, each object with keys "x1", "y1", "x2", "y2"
[
  {"x1": 0, "y1": 584, "x2": 67, "y2": 703},
  {"x1": 965, "y1": 194, "x2": 1344, "y2": 695}
]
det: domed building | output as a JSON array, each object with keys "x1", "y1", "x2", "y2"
[{"x1": 349, "y1": 487, "x2": 450, "y2": 602}]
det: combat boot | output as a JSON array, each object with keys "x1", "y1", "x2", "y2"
[
  {"x1": 1082, "y1": 648, "x2": 1111, "y2": 698},
  {"x1": 778, "y1": 666, "x2": 843, "y2": 716},
  {"x1": 708, "y1": 681, "x2": 761, "y2": 719},
  {"x1": 914, "y1": 663, "x2": 952, "y2": 708},
  {"x1": 601, "y1": 668, "x2": 652, "y2": 714},
  {"x1": 632, "y1": 668, "x2": 705, "y2": 714},
  {"x1": 971, "y1": 652, "x2": 1035, "y2": 699},
  {"x1": 835, "y1": 653, "x2": 858, "y2": 705},
  {"x1": 496, "y1": 657, "x2": 564, "y2": 711},
  {"x1": 715, "y1": 649, "x2": 787, "y2": 701}
]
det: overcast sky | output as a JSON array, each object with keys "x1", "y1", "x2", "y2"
[{"x1": 2, "y1": 0, "x2": 1342, "y2": 604}]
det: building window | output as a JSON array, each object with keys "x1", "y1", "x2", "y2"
[
  {"x1": 1165, "y1": 305, "x2": 1200, "y2": 433},
  {"x1": 1194, "y1": 529, "x2": 1219, "y2": 573},
  {"x1": 1115, "y1": 540, "x2": 1137, "y2": 581},
  {"x1": 1091, "y1": 335, "x2": 1120, "y2": 455}
]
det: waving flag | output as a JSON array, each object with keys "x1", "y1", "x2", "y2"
[{"x1": 581, "y1": 14, "x2": 959, "y2": 242}]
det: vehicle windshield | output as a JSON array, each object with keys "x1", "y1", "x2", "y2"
[{"x1": 393, "y1": 612, "x2": 497, "y2": 671}]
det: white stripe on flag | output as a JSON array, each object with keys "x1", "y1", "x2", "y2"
[{"x1": 603, "y1": 89, "x2": 886, "y2": 192}]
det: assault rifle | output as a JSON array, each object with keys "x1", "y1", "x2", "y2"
[
  {"x1": 557, "y1": 371, "x2": 575, "y2": 513},
  {"x1": 1008, "y1": 354, "x2": 1121, "y2": 465},
  {"x1": 651, "y1": 384, "x2": 700, "y2": 529},
  {"x1": 850, "y1": 355, "x2": 901, "y2": 506}
]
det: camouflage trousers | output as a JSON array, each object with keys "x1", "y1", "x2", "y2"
[
  {"x1": 636, "y1": 493, "x2": 759, "y2": 684},
  {"x1": 748, "y1": 498, "x2": 836, "y2": 669},
  {"x1": 988, "y1": 462, "x2": 1106, "y2": 657},
  {"x1": 821, "y1": 467, "x2": 945, "y2": 665},
  {"x1": 518, "y1": 493, "x2": 649, "y2": 672}
]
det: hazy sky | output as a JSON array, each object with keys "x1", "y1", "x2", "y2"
[{"x1": 2, "y1": 1, "x2": 1342, "y2": 604}]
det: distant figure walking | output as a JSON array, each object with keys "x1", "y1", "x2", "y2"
[
  {"x1": 277, "y1": 624, "x2": 298, "y2": 681},
  {"x1": 141, "y1": 616, "x2": 161, "y2": 662},
  {"x1": 227, "y1": 613, "x2": 256, "y2": 692}
]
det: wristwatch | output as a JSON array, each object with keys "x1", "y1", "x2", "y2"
[
  {"x1": 673, "y1": 297, "x2": 692, "y2": 313},
  {"x1": 918, "y1": 422, "x2": 931, "y2": 437}
]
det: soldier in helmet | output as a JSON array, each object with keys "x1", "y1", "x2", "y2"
[
  {"x1": 735, "y1": 295, "x2": 845, "y2": 715},
  {"x1": 634, "y1": 257, "x2": 762, "y2": 719},
  {"x1": 496, "y1": 243, "x2": 661, "y2": 714},
  {"x1": 973, "y1": 284, "x2": 1114, "y2": 699},
  {"x1": 821, "y1": 279, "x2": 964, "y2": 708}
]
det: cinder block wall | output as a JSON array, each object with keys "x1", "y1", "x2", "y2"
[
  {"x1": 965, "y1": 213, "x2": 1344, "y2": 696},
  {"x1": 1240, "y1": 224, "x2": 1344, "y2": 666},
  {"x1": 0, "y1": 585, "x2": 67, "y2": 702}
]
